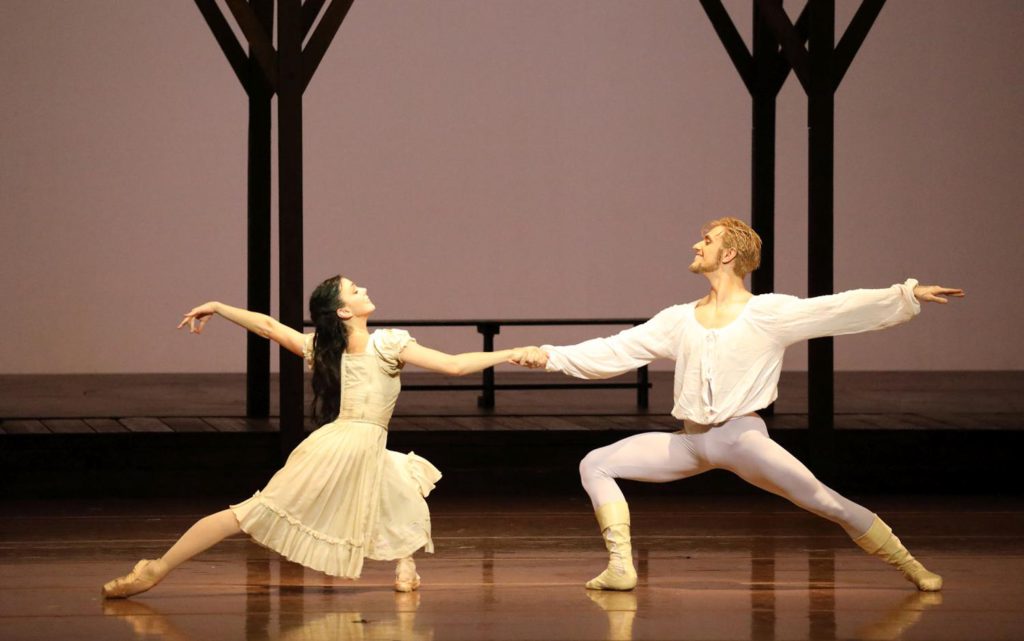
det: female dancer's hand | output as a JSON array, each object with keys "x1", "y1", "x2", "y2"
[
  {"x1": 178, "y1": 302, "x2": 219, "y2": 334},
  {"x1": 912, "y1": 285, "x2": 964, "y2": 304}
]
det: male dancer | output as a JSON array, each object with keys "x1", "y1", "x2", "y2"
[{"x1": 516, "y1": 217, "x2": 962, "y2": 592}]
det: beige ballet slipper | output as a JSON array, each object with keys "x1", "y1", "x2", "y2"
[
  {"x1": 853, "y1": 516, "x2": 942, "y2": 591},
  {"x1": 585, "y1": 500, "x2": 637, "y2": 591},
  {"x1": 394, "y1": 556, "x2": 421, "y2": 592},
  {"x1": 101, "y1": 559, "x2": 169, "y2": 599}
]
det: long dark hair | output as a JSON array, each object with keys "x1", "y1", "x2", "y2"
[{"x1": 309, "y1": 274, "x2": 348, "y2": 426}]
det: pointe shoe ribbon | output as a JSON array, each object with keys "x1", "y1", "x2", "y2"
[
  {"x1": 586, "y1": 501, "x2": 638, "y2": 591},
  {"x1": 394, "y1": 556, "x2": 421, "y2": 593},
  {"x1": 854, "y1": 516, "x2": 942, "y2": 592},
  {"x1": 102, "y1": 559, "x2": 168, "y2": 599}
]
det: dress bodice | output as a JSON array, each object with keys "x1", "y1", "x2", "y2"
[
  {"x1": 303, "y1": 328, "x2": 415, "y2": 429},
  {"x1": 336, "y1": 351, "x2": 400, "y2": 427}
]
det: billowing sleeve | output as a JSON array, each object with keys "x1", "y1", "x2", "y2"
[
  {"x1": 543, "y1": 306, "x2": 685, "y2": 380},
  {"x1": 755, "y1": 279, "x2": 921, "y2": 346},
  {"x1": 301, "y1": 333, "x2": 315, "y2": 371},
  {"x1": 373, "y1": 328, "x2": 417, "y2": 376}
]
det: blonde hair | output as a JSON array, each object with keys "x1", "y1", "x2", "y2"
[{"x1": 701, "y1": 217, "x2": 762, "y2": 277}]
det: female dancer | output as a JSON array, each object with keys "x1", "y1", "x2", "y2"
[{"x1": 102, "y1": 274, "x2": 531, "y2": 598}]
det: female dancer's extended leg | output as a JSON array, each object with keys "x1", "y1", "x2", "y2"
[
  {"x1": 102, "y1": 508, "x2": 421, "y2": 597},
  {"x1": 103, "y1": 509, "x2": 241, "y2": 598}
]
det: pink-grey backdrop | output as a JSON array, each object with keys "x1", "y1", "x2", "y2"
[{"x1": 1, "y1": 1, "x2": 1020, "y2": 374}]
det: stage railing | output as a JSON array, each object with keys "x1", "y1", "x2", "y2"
[{"x1": 302, "y1": 318, "x2": 651, "y2": 408}]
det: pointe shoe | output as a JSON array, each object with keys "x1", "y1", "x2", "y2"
[
  {"x1": 586, "y1": 501, "x2": 638, "y2": 591},
  {"x1": 854, "y1": 516, "x2": 943, "y2": 591},
  {"x1": 102, "y1": 559, "x2": 168, "y2": 599},
  {"x1": 394, "y1": 556, "x2": 421, "y2": 592}
]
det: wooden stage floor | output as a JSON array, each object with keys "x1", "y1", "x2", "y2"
[
  {"x1": 3, "y1": 373, "x2": 1021, "y2": 638},
  {"x1": 1, "y1": 494, "x2": 1022, "y2": 641}
]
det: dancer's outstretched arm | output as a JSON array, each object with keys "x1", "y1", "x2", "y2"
[
  {"x1": 512, "y1": 305, "x2": 687, "y2": 380},
  {"x1": 178, "y1": 301, "x2": 307, "y2": 356},
  {"x1": 399, "y1": 342, "x2": 531, "y2": 377},
  {"x1": 758, "y1": 279, "x2": 963, "y2": 346}
]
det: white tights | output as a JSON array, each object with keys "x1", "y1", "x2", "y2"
[{"x1": 580, "y1": 415, "x2": 874, "y2": 537}]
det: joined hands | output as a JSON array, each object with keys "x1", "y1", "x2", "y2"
[{"x1": 509, "y1": 346, "x2": 548, "y2": 369}]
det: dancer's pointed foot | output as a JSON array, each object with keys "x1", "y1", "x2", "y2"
[
  {"x1": 102, "y1": 559, "x2": 168, "y2": 599},
  {"x1": 394, "y1": 557, "x2": 421, "y2": 592},
  {"x1": 854, "y1": 516, "x2": 943, "y2": 592},
  {"x1": 899, "y1": 559, "x2": 943, "y2": 592}
]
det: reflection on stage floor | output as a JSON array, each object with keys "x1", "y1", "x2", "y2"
[{"x1": 1, "y1": 494, "x2": 1022, "y2": 640}]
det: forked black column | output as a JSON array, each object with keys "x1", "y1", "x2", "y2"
[
  {"x1": 704, "y1": 0, "x2": 888, "y2": 474},
  {"x1": 196, "y1": 0, "x2": 355, "y2": 456}
]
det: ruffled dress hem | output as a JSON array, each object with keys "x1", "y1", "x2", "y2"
[
  {"x1": 230, "y1": 445, "x2": 440, "y2": 577},
  {"x1": 231, "y1": 494, "x2": 369, "y2": 578}
]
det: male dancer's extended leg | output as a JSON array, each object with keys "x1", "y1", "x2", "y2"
[
  {"x1": 103, "y1": 509, "x2": 242, "y2": 598},
  {"x1": 716, "y1": 418, "x2": 941, "y2": 591},
  {"x1": 579, "y1": 432, "x2": 711, "y2": 590}
]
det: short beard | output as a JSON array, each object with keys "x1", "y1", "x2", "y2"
[{"x1": 688, "y1": 252, "x2": 721, "y2": 274}]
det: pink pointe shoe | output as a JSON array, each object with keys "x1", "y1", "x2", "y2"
[{"x1": 102, "y1": 559, "x2": 168, "y2": 599}]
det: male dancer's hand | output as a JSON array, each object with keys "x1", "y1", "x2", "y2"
[{"x1": 912, "y1": 285, "x2": 964, "y2": 304}]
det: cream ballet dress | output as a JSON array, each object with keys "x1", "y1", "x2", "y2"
[{"x1": 230, "y1": 329, "x2": 441, "y2": 578}]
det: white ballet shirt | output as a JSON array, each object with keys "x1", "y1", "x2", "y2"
[{"x1": 544, "y1": 279, "x2": 921, "y2": 425}]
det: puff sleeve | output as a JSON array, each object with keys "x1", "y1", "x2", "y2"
[{"x1": 373, "y1": 328, "x2": 417, "y2": 376}]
